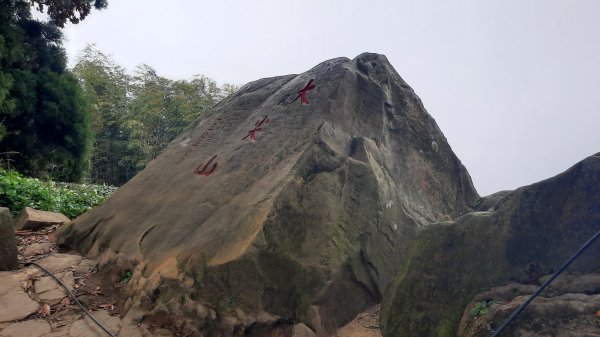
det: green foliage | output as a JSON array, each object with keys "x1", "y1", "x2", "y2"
[
  {"x1": 0, "y1": 168, "x2": 115, "y2": 218},
  {"x1": 468, "y1": 299, "x2": 495, "y2": 317},
  {"x1": 0, "y1": 1, "x2": 92, "y2": 182},
  {"x1": 72, "y1": 45, "x2": 136, "y2": 185},
  {"x1": 127, "y1": 64, "x2": 223, "y2": 167},
  {"x1": 122, "y1": 270, "x2": 132, "y2": 284},
  {"x1": 31, "y1": 0, "x2": 108, "y2": 27}
]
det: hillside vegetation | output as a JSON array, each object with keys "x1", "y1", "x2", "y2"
[{"x1": 0, "y1": 168, "x2": 115, "y2": 218}]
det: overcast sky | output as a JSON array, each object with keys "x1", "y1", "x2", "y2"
[{"x1": 61, "y1": 0, "x2": 600, "y2": 196}]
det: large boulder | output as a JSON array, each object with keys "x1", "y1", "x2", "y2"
[
  {"x1": 0, "y1": 207, "x2": 18, "y2": 271},
  {"x1": 380, "y1": 153, "x2": 600, "y2": 337},
  {"x1": 57, "y1": 53, "x2": 479, "y2": 335}
]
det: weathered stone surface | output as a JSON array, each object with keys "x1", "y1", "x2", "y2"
[
  {"x1": 34, "y1": 271, "x2": 74, "y2": 304},
  {"x1": 75, "y1": 258, "x2": 97, "y2": 274},
  {"x1": 334, "y1": 305, "x2": 382, "y2": 337},
  {"x1": 380, "y1": 153, "x2": 600, "y2": 337},
  {"x1": 0, "y1": 272, "x2": 39, "y2": 322},
  {"x1": 69, "y1": 310, "x2": 121, "y2": 337},
  {"x1": 58, "y1": 53, "x2": 480, "y2": 334},
  {"x1": 0, "y1": 320, "x2": 51, "y2": 337},
  {"x1": 458, "y1": 274, "x2": 600, "y2": 337},
  {"x1": 13, "y1": 207, "x2": 69, "y2": 230},
  {"x1": 0, "y1": 208, "x2": 17, "y2": 271},
  {"x1": 152, "y1": 328, "x2": 174, "y2": 337},
  {"x1": 34, "y1": 254, "x2": 82, "y2": 274},
  {"x1": 292, "y1": 323, "x2": 317, "y2": 337},
  {"x1": 118, "y1": 324, "x2": 143, "y2": 337},
  {"x1": 44, "y1": 328, "x2": 71, "y2": 337},
  {"x1": 23, "y1": 242, "x2": 53, "y2": 257}
]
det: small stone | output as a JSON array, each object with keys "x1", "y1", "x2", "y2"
[
  {"x1": 182, "y1": 276, "x2": 195, "y2": 288},
  {"x1": 13, "y1": 207, "x2": 69, "y2": 231},
  {"x1": 0, "y1": 272, "x2": 39, "y2": 322},
  {"x1": 34, "y1": 271, "x2": 74, "y2": 305},
  {"x1": 292, "y1": 323, "x2": 317, "y2": 337},
  {"x1": 0, "y1": 320, "x2": 51, "y2": 337},
  {"x1": 123, "y1": 307, "x2": 147, "y2": 324},
  {"x1": 75, "y1": 259, "x2": 97, "y2": 274},
  {"x1": 23, "y1": 242, "x2": 54, "y2": 257}
]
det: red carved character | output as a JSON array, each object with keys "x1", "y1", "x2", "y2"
[
  {"x1": 243, "y1": 115, "x2": 269, "y2": 141},
  {"x1": 193, "y1": 155, "x2": 217, "y2": 176},
  {"x1": 290, "y1": 79, "x2": 316, "y2": 105}
]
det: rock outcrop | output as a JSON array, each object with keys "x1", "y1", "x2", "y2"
[
  {"x1": 457, "y1": 274, "x2": 600, "y2": 337},
  {"x1": 0, "y1": 207, "x2": 17, "y2": 271},
  {"x1": 14, "y1": 207, "x2": 70, "y2": 230},
  {"x1": 57, "y1": 53, "x2": 479, "y2": 335},
  {"x1": 380, "y1": 153, "x2": 600, "y2": 337}
]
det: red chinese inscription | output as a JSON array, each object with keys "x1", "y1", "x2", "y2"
[
  {"x1": 291, "y1": 79, "x2": 316, "y2": 105},
  {"x1": 193, "y1": 155, "x2": 217, "y2": 176},
  {"x1": 242, "y1": 115, "x2": 270, "y2": 141}
]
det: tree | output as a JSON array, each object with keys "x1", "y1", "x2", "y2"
[
  {"x1": 126, "y1": 65, "x2": 222, "y2": 167},
  {"x1": 31, "y1": 0, "x2": 108, "y2": 27},
  {"x1": 72, "y1": 44, "x2": 136, "y2": 185},
  {"x1": 72, "y1": 44, "x2": 239, "y2": 186},
  {"x1": 0, "y1": 0, "x2": 91, "y2": 181}
]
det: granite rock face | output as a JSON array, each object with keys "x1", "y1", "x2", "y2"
[
  {"x1": 380, "y1": 153, "x2": 600, "y2": 337},
  {"x1": 0, "y1": 207, "x2": 17, "y2": 271},
  {"x1": 57, "y1": 53, "x2": 479, "y2": 335}
]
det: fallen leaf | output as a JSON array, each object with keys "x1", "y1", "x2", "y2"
[
  {"x1": 90, "y1": 289, "x2": 104, "y2": 296},
  {"x1": 98, "y1": 302, "x2": 115, "y2": 310},
  {"x1": 41, "y1": 303, "x2": 51, "y2": 316}
]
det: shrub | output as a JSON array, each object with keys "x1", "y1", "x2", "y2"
[{"x1": 0, "y1": 168, "x2": 115, "y2": 218}]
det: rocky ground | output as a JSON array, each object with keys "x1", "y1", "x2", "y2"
[
  {"x1": 0, "y1": 225, "x2": 172, "y2": 337},
  {"x1": 458, "y1": 274, "x2": 600, "y2": 337},
  {"x1": 1, "y1": 223, "x2": 385, "y2": 337}
]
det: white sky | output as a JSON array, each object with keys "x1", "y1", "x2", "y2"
[{"x1": 61, "y1": 0, "x2": 600, "y2": 196}]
